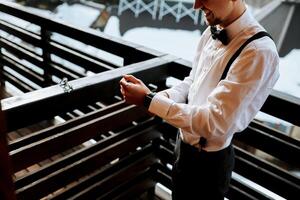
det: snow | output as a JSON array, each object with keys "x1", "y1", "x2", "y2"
[
  {"x1": 275, "y1": 49, "x2": 300, "y2": 99},
  {"x1": 54, "y1": 3, "x2": 100, "y2": 28}
]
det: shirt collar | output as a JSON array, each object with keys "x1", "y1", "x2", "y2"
[{"x1": 220, "y1": 8, "x2": 255, "y2": 42}]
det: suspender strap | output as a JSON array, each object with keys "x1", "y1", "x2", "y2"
[
  {"x1": 219, "y1": 31, "x2": 273, "y2": 81},
  {"x1": 199, "y1": 31, "x2": 273, "y2": 150}
]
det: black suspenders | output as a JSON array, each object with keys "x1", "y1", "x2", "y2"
[
  {"x1": 219, "y1": 31, "x2": 273, "y2": 81},
  {"x1": 199, "y1": 31, "x2": 273, "y2": 150}
]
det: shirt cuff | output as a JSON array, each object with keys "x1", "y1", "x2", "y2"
[
  {"x1": 148, "y1": 93, "x2": 174, "y2": 118},
  {"x1": 164, "y1": 88, "x2": 183, "y2": 103}
]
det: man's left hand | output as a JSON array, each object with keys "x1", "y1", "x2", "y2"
[{"x1": 119, "y1": 75, "x2": 151, "y2": 106}]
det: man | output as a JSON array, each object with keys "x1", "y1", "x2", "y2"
[{"x1": 120, "y1": 0, "x2": 279, "y2": 199}]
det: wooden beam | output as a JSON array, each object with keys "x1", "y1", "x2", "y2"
[
  {"x1": 261, "y1": 90, "x2": 300, "y2": 126},
  {"x1": 0, "y1": 20, "x2": 41, "y2": 47},
  {"x1": 0, "y1": 38, "x2": 43, "y2": 69},
  {"x1": 16, "y1": 128, "x2": 160, "y2": 200},
  {"x1": 9, "y1": 101, "x2": 127, "y2": 151},
  {"x1": 14, "y1": 117, "x2": 160, "y2": 189},
  {"x1": 235, "y1": 125, "x2": 300, "y2": 166},
  {"x1": 10, "y1": 105, "x2": 149, "y2": 171},
  {"x1": 234, "y1": 146, "x2": 300, "y2": 199},
  {"x1": 51, "y1": 144, "x2": 156, "y2": 200},
  {"x1": 0, "y1": 104, "x2": 16, "y2": 200},
  {"x1": 1, "y1": 55, "x2": 174, "y2": 132}
]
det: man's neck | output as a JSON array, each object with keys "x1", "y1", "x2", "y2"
[{"x1": 220, "y1": 2, "x2": 246, "y2": 28}]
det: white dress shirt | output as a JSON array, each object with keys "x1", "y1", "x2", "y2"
[{"x1": 148, "y1": 9, "x2": 280, "y2": 152}]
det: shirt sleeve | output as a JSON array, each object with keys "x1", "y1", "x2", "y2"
[
  {"x1": 149, "y1": 43, "x2": 279, "y2": 142},
  {"x1": 161, "y1": 29, "x2": 209, "y2": 103}
]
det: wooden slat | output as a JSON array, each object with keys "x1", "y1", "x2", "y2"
[
  {"x1": 14, "y1": 117, "x2": 159, "y2": 189},
  {"x1": 0, "y1": 38, "x2": 43, "y2": 68},
  {"x1": 0, "y1": 1, "x2": 155, "y2": 65},
  {"x1": 2, "y1": 71, "x2": 34, "y2": 92},
  {"x1": 2, "y1": 55, "x2": 45, "y2": 87},
  {"x1": 10, "y1": 105, "x2": 149, "y2": 171},
  {"x1": 228, "y1": 182, "x2": 260, "y2": 200},
  {"x1": 9, "y1": 101, "x2": 127, "y2": 151},
  {"x1": 50, "y1": 40, "x2": 119, "y2": 69},
  {"x1": 49, "y1": 42, "x2": 114, "y2": 73},
  {"x1": 261, "y1": 90, "x2": 300, "y2": 126},
  {"x1": 50, "y1": 144, "x2": 155, "y2": 200},
  {"x1": 236, "y1": 125, "x2": 300, "y2": 166},
  {"x1": 234, "y1": 147, "x2": 300, "y2": 199},
  {"x1": 1, "y1": 55, "x2": 173, "y2": 132},
  {"x1": 16, "y1": 127, "x2": 160, "y2": 200},
  {"x1": 0, "y1": 19, "x2": 41, "y2": 47},
  {"x1": 50, "y1": 61, "x2": 85, "y2": 79},
  {"x1": 250, "y1": 120, "x2": 300, "y2": 147},
  {"x1": 101, "y1": 173, "x2": 156, "y2": 200},
  {"x1": 70, "y1": 154, "x2": 156, "y2": 200},
  {"x1": 155, "y1": 170, "x2": 173, "y2": 192}
]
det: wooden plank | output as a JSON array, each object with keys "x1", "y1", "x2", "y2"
[
  {"x1": 50, "y1": 62, "x2": 84, "y2": 79},
  {"x1": 0, "y1": 20, "x2": 41, "y2": 47},
  {"x1": 51, "y1": 144, "x2": 156, "y2": 200},
  {"x1": 70, "y1": 155, "x2": 156, "y2": 200},
  {"x1": 0, "y1": 19, "x2": 40, "y2": 36},
  {"x1": 250, "y1": 120, "x2": 300, "y2": 147},
  {"x1": 50, "y1": 40, "x2": 119, "y2": 69},
  {"x1": 167, "y1": 59, "x2": 192, "y2": 80},
  {"x1": 1, "y1": 55, "x2": 45, "y2": 87},
  {"x1": 9, "y1": 101, "x2": 127, "y2": 151},
  {"x1": 10, "y1": 105, "x2": 149, "y2": 171},
  {"x1": 49, "y1": 42, "x2": 114, "y2": 73},
  {"x1": 2, "y1": 71, "x2": 34, "y2": 93},
  {"x1": 261, "y1": 90, "x2": 300, "y2": 126},
  {"x1": 235, "y1": 125, "x2": 300, "y2": 166},
  {"x1": 227, "y1": 184, "x2": 258, "y2": 200},
  {"x1": 234, "y1": 147, "x2": 300, "y2": 199},
  {"x1": 0, "y1": 104, "x2": 16, "y2": 200},
  {"x1": 103, "y1": 175, "x2": 156, "y2": 200},
  {"x1": 1, "y1": 55, "x2": 173, "y2": 132},
  {"x1": 155, "y1": 170, "x2": 172, "y2": 192},
  {"x1": 16, "y1": 127, "x2": 160, "y2": 200},
  {"x1": 0, "y1": 38, "x2": 43, "y2": 68},
  {"x1": 14, "y1": 117, "x2": 160, "y2": 189}
]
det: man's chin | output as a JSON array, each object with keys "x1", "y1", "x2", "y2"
[
  {"x1": 205, "y1": 20, "x2": 214, "y2": 26},
  {"x1": 205, "y1": 19, "x2": 221, "y2": 27}
]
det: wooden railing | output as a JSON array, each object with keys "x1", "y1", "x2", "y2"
[{"x1": 0, "y1": 1, "x2": 299, "y2": 200}]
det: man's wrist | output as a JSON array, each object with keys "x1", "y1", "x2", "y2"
[{"x1": 143, "y1": 92, "x2": 156, "y2": 109}]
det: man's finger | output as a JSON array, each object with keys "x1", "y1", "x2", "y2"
[
  {"x1": 120, "y1": 79, "x2": 130, "y2": 90},
  {"x1": 124, "y1": 74, "x2": 140, "y2": 84},
  {"x1": 120, "y1": 85, "x2": 125, "y2": 95}
]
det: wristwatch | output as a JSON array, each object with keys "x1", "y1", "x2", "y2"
[{"x1": 143, "y1": 92, "x2": 156, "y2": 109}]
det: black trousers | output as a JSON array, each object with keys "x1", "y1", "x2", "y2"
[{"x1": 172, "y1": 135, "x2": 235, "y2": 200}]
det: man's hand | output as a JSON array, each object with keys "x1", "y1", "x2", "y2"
[{"x1": 119, "y1": 75, "x2": 151, "y2": 106}]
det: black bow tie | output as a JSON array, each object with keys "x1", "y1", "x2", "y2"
[{"x1": 210, "y1": 26, "x2": 229, "y2": 45}]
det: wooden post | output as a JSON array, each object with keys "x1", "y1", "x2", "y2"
[
  {"x1": 0, "y1": 34, "x2": 4, "y2": 88},
  {"x1": 0, "y1": 102, "x2": 16, "y2": 200},
  {"x1": 41, "y1": 26, "x2": 52, "y2": 86}
]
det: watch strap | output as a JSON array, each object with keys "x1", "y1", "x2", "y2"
[{"x1": 143, "y1": 92, "x2": 156, "y2": 109}]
